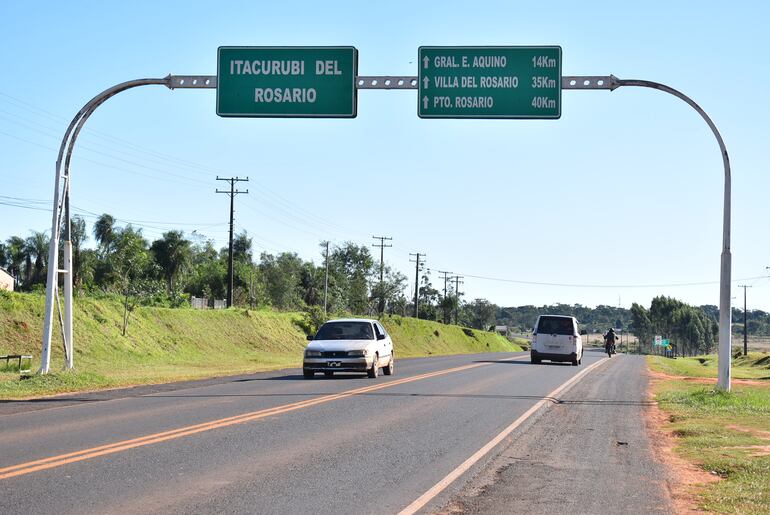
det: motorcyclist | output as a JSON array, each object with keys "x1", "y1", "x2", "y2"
[{"x1": 604, "y1": 328, "x2": 618, "y2": 357}]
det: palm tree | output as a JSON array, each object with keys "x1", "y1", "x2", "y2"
[
  {"x1": 62, "y1": 215, "x2": 88, "y2": 289},
  {"x1": 93, "y1": 213, "x2": 116, "y2": 257},
  {"x1": 150, "y1": 231, "x2": 191, "y2": 293},
  {"x1": 24, "y1": 231, "x2": 50, "y2": 286},
  {"x1": 4, "y1": 236, "x2": 26, "y2": 286}
]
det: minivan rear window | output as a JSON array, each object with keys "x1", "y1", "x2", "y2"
[{"x1": 537, "y1": 317, "x2": 574, "y2": 335}]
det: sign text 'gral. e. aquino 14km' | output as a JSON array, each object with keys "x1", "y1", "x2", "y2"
[
  {"x1": 216, "y1": 46, "x2": 358, "y2": 118},
  {"x1": 418, "y1": 46, "x2": 562, "y2": 119}
]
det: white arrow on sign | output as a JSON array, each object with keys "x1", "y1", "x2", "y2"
[
  {"x1": 422, "y1": 96, "x2": 429, "y2": 109},
  {"x1": 423, "y1": 56, "x2": 430, "y2": 69},
  {"x1": 422, "y1": 76, "x2": 429, "y2": 89}
]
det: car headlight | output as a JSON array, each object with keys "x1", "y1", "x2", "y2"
[
  {"x1": 305, "y1": 350, "x2": 322, "y2": 357},
  {"x1": 347, "y1": 349, "x2": 368, "y2": 357}
]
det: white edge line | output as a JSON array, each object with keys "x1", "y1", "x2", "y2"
[{"x1": 398, "y1": 357, "x2": 608, "y2": 515}]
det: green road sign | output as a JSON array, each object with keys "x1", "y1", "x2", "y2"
[
  {"x1": 217, "y1": 46, "x2": 358, "y2": 118},
  {"x1": 418, "y1": 46, "x2": 561, "y2": 119}
]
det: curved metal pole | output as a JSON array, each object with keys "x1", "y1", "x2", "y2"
[
  {"x1": 41, "y1": 77, "x2": 172, "y2": 373},
  {"x1": 612, "y1": 77, "x2": 732, "y2": 390}
]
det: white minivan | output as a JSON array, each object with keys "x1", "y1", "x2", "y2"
[{"x1": 530, "y1": 315, "x2": 583, "y2": 366}]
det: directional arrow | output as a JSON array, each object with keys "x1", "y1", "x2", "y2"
[
  {"x1": 422, "y1": 96, "x2": 429, "y2": 109},
  {"x1": 422, "y1": 76, "x2": 429, "y2": 89},
  {"x1": 423, "y1": 56, "x2": 430, "y2": 69}
]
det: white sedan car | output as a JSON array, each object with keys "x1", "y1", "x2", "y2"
[{"x1": 303, "y1": 319, "x2": 394, "y2": 379}]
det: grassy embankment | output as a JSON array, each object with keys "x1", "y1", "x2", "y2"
[
  {"x1": 648, "y1": 354, "x2": 770, "y2": 513},
  {"x1": 0, "y1": 291, "x2": 523, "y2": 399}
]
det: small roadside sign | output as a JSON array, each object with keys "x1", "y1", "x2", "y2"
[
  {"x1": 217, "y1": 46, "x2": 358, "y2": 118},
  {"x1": 418, "y1": 46, "x2": 561, "y2": 119}
]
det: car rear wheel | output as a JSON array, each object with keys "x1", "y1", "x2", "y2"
[
  {"x1": 383, "y1": 355, "x2": 394, "y2": 376},
  {"x1": 367, "y1": 354, "x2": 379, "y2": 378}
]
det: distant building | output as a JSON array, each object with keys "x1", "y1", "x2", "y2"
[
  {"x1": 0, "y1": 268, "x2": 14, "y2": 292},
  {"x1": 494, "y1": 325, "x2": 509, "y2": 336}
]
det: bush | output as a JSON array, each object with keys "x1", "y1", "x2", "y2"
[{"x1": 296, "y1": 305, "x2": 328, "y2": 336}]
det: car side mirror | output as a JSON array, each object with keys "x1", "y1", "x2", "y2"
[
  {"x1": 306, "y1": 335, "x2": 314, "y2": 341},
  {"x1": 377, "y1": 334, "x2": 386, "y2": 341}
]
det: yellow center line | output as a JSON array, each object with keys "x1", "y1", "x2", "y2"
[{"x1": 0, "y1": 356, "x2": 526, "y2": 480}]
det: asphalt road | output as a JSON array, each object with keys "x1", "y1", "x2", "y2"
[{"x1": 0, "y1": 350, "x2": 670, "y2": 514}]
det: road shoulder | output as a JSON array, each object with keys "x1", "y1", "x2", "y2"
[{"x1": 441, "y1": 355, "x2": 673, "y2": 514}]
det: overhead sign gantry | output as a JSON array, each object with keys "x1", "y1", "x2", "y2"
[{"x1": 40, "y1": 45, "x2": 733, "y2": 391}]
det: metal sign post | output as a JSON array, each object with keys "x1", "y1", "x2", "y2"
[{"x1": 41, "y1": 48, "x2": 731, "y2": 391}]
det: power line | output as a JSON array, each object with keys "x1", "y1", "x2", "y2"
[{"x1": 455, "y1": 272, "x2": 769, "y2": 289}]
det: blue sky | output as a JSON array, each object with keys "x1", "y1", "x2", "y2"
[{"x1": 1, "y1": 0, "x2": 769, "y2": 311}]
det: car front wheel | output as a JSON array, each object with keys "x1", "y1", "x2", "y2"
[
  {"x1": 367, "y1": 355, "x2": 379, "y2": 378},
  {"x1": 383, "y1": 355, "x2": 394, "y2": 376}
]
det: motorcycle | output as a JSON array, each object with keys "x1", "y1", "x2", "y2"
[{"x1": 605, "y1": 340, "x2": 616, "y2": 358}]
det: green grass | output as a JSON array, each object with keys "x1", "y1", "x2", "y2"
[
  {"x1": 649, "y1": 355, "x2": 770, "y2": 513},
  {"x1": 648, "y1": 352, "x2": 770, "y2": 380},
  {"x1": 0, "y1": 291, "x2": 521, "y2": 399},
  {"x1": 378, "y1": 314, "x2": 524, "y2": 358}
]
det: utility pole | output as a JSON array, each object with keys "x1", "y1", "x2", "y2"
[
  {"x1": 323, "y1": 241, "x2": 330, "y2": 316},
  {"x1": 372, "y1": 236, "x2": 392, "y2": 315},
  {"x1": 451, "y1": 275, "x2": 464, "y2": 325},
  {"x1": 409, "y1": 253, "x2": 425, "y2": 319},
  {"x1": 216, "y1": 176, "x2": 249, "y2": 308},
  {"x1": 436, "y1": 270, "x2": 452, "y2": 323},
  {"x1": 738, "y1": 284, "x2": 751, "y2": 356}
]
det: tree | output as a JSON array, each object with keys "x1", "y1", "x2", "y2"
[
  {"x1": 61, "y1": 215, "x2": 88, "y2": 290},
  {"x1": 24, "y1": 231, "x2": 50, "y2": 286},
  {"x1": 417, "y1": 273, "x2": 440, "y2": 321},
  {"x1": 232, "y1": 231, "x2": 253, "y2": 264},
  {"x1": 4, "y1": 236, "x2": 26, "y2": 286},
  {"x1": 377, "y1": 266, "x2": 407, "y2": 316},
  {"x1": 329, "y1": 242, "x2": 374, "y2": 314},
  {"x1": 463, "y1": 298, "x2": 498, "y2": 330},
  {"x1": 259, "y1": 252, "x2": 304, "y2": 310},
  {"x1": 150, "y1": 230, "x2": 192, "y2": 293},
  {"x1": 93, "y1": 213, "x2": 116, "y2": 257}
]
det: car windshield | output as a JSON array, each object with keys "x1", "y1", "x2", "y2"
[
  {"x1": 537, "y1": 317, "x2": 574, "y2": 335},
  {"x1": 315, "y1": 321, "x2": 374, "y2": 340}
]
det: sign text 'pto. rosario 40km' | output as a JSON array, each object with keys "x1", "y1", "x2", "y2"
[
  {"x1": 418, "y1": 46, "x2": 562, "y2": 119},
  {"x1": 217, "y1": 46, "x2": 358, "y2": 118}
]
